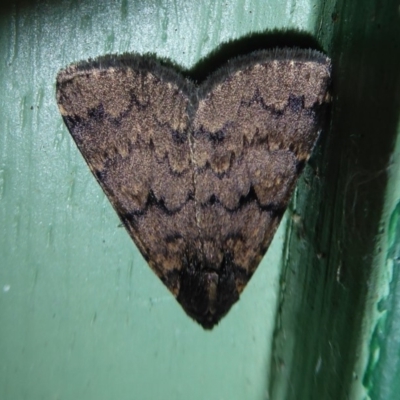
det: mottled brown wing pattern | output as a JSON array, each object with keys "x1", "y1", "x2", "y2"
[
  {"x1": 56, "y1": 60, "x2": 197, "y2": 295},
  {"x1": 56, "y1": 50, "x2": 331, "y2": 329},
  {"x1": 188, "y1": 56, "x2": 331, "y2": 326}
]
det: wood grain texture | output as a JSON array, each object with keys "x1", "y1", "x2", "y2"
[{"x1": 56, "y1": 49, "x2": 331, "y2": 328}]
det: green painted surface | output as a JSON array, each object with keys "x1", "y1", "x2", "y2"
[
  {"x1": 0, "y1": 1, "x2": 328, "y2": 400},
  {"x1": 269, "y1": 0, "x2": 400, "y2": 399},
  {"x1": 363, "y1": 200, "x2": 400, "y2": 400},
  {"x1": 1, "y1": 0, "x2": 399, "y2": 400}
]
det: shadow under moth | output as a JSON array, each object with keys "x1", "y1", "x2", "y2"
[{"x1": 56, "y1": 48, "x2": 331, "y2": 329}]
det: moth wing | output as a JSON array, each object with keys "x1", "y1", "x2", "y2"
[
  {"x1": 56, "y1": 51, "x2": 331, "y2": 329},
  {"x1": 192, "y1": 50, "x2": 331, "y2": 294},
  {"x1": 56, "y1": 59, "x2": 196, "y2": 295}
]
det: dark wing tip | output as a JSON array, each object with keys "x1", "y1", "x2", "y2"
[{"x1": 176, "y1": 262, "x2": 240, "y2": 329}]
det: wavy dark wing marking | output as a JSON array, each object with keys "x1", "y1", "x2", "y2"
[
  {"x1": 56, "y1": 60, "x2": 197, "y2": 295},
  {"x1": 56, "y1": 50, "x2": 331, "y2": 329},
  {"x1": 190, "y1": 51, "x2": 331, "y2": 324}
]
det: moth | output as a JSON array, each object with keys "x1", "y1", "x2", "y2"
[{"x1": 56, "y1": 48, "x2": 331, "y2": 329}]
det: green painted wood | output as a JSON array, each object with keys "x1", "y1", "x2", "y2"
[
  {"x1": 269, "y1": 0, "x2": 400, "y2": 399},
  {"x1": 0, "y1": 1, "x2": 327, "y2": 399},
  {"x1": 1, "y1": 0, "x2": 399, "y2": 400}
]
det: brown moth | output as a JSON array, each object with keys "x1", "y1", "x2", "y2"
[{"x1": 56, "y1": 49, "x2": 331, "y2": 329}]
